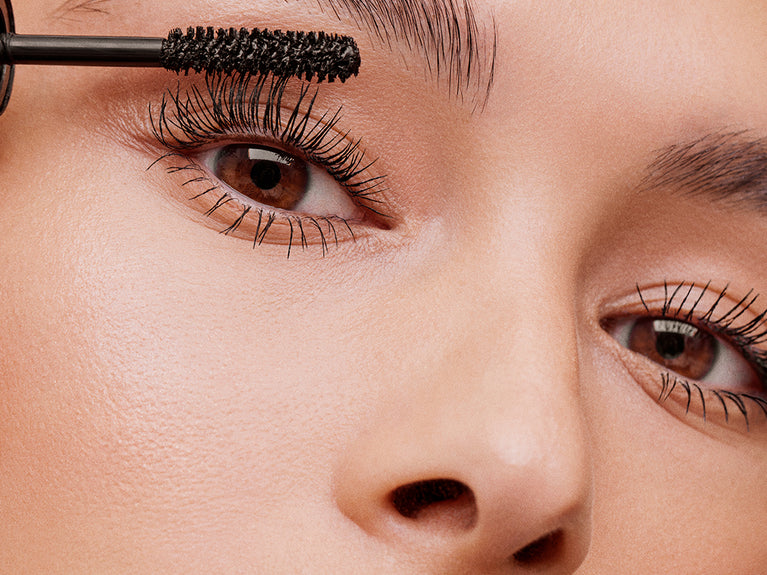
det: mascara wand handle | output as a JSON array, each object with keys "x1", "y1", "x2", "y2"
[{"x1": 0, "y1": 33, "x2": 164, "y2": 67}]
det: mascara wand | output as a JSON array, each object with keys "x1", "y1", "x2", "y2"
[{"x1": 0, "y1": 0, "x2": 360, "y2": 114}]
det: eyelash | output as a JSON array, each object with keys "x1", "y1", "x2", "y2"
[
  {"x1": 148, "y1": 72, "x2": 389, "y2": 255},
  {"x1": 633, "y1": 280, "x2": 767, "y2": 430}
]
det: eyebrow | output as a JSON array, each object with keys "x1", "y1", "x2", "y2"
[
  {"x1": 52, "y1": 0, "x2": 496, "y2": 110},
  {"x1": 639, "y1": 132, "x2": 767, "y2": 212},
  {"x1": 52, "y1": 0, "x2": 112, "y2": 21},
  {"x1": 299, "y1": 0, "x2": 497, "y2": 110}
]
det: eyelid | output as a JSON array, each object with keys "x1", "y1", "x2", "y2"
[
  {"x1": 600, "y1": 281, "x2": 767, "y2": 374},
  {"x1": 151, "y1": 75, "x2": 391, "y2": 213},
  {"x1": 600, "y1": 282, "x2": 757, "y2": 325},
  {"x1": 600, "y1": 318, "x2": 767, "y2": 435},
  {"x1": 146, "y1": 73, "x2": 394, "y2": 256},
  {"x1": 154, "y1": 150, "x2": 368, "y2": 255}
]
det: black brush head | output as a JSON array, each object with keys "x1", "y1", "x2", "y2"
[{"x1": 161, "y1": 26, "x2": 360, "y2": 83}]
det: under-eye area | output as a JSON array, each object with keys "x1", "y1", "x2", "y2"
[
  {"x1": 601, "y1": 280, "x2": 767, "y2": 432},
  {"x1": 148, "y1": 72, "x2": 393, "y2": 257}
]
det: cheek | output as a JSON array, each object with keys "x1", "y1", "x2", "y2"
[{"x1": 0, "y1": 138, "x2": 386, "y2": 557}]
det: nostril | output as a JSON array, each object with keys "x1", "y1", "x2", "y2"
[
  {"x1": 390, "y1": 479, "x2": 470, "y2": 519},
  {"x1": 389, "y1": 479, "x2": 477, "y2": 530},
  {"x1": 512, "y1": 530, "x2": 564, "y2": 566}
]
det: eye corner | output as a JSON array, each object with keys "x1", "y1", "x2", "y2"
[{"x1": 597, "y1": 315, "x2": 621, "y2": 333}]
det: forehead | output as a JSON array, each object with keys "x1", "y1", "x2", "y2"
[
  {"x1": 21, "y1": 0, "x2": 767, "y2": 136},
  {"x1": 32, "y1": 1, "x2": 767, "y2": 72},
  {"x1": 39, "y1": 1, "x2": 767, "y2": 83},
  {"x1": 480, "y1": 1, "x2": 767, "y2": 140}
]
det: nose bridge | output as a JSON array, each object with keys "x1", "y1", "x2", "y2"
[
  {"x1": 334, "y1": 265, "x2": 593, "y2": 572},
  {"x1": 431, "y1": 287, "x2": 590, "y2": 529},
  {"x1": 433, "y1": 257, "x2": 584, "y2": 446}
]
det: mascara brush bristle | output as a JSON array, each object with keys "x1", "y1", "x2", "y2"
[{"x1": 161, "y1": 26, "x2": 361, "y2": 83}]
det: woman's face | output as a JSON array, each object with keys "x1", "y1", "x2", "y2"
[{"x1": 2, "y1": 0, "x2": 766, "y2": 572}]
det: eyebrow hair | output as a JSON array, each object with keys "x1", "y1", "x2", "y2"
[
  {"x1": 51, "y1": 0, "x2": 112, "y2": 22},
  {"x1": 639, "y1": 131, "x2": 767, "y2": 211},
  {"x1": 300, "y1": 0, "x2": 497, "y2": 110}
]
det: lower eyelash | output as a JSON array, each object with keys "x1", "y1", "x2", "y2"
[
  {"x1": 659, "y1": 372, "x2": 767, "y2": 431},
  {"x1": 153, "y1": 152, "x2": 356, "y2": 258}
]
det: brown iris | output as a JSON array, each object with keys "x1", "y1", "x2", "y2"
[
  {"x1": 213, "y1": 145, "x2": 309, "y2": 210},
  {"x1": 628, "y1": 318, "x2": 718, "y2": 380}
]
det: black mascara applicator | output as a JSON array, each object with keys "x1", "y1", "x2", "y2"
[{"x1": 0, "y1": 0, "x2": 360, "y2": 114}]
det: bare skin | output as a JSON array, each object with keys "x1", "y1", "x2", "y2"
[{"x1": 1, "y1": 1, "x2": 766, "y2": 573}]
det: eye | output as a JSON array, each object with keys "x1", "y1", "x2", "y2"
[
  {"x1": 202, "y1": 144, "x2": 362, "y2": 219},
  {"x1": 601, "y1": 282, "x2": 767, "y2": 431},
  {"x1": 606, "y1": 316, "x2": 761, "y2": 392},
  {"x1": 150, "y1": 74, "x2": 392, "y2": 255}
]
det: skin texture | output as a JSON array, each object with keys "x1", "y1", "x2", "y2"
[{"x1": 1, "y1": 0, "x2": 767, "y2": 573}]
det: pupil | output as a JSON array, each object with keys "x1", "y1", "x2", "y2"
[
  {"x1": 250, "y1": 161, "x2": 282, "y2": 190},
  {"x1": 655, "y1": 331, "x2": 685, "y2": 360}
]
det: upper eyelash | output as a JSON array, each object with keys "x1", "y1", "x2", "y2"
[
  {"x1": 637, "y1": 280, "x2": 767, "y2": 375},
  {"x1": 150, "y1": 71, "x2": 390, "y2": 215}
]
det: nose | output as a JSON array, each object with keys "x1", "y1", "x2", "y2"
[{"x1": 333, "y1": 313, "x2": 592, "y2": 574}]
